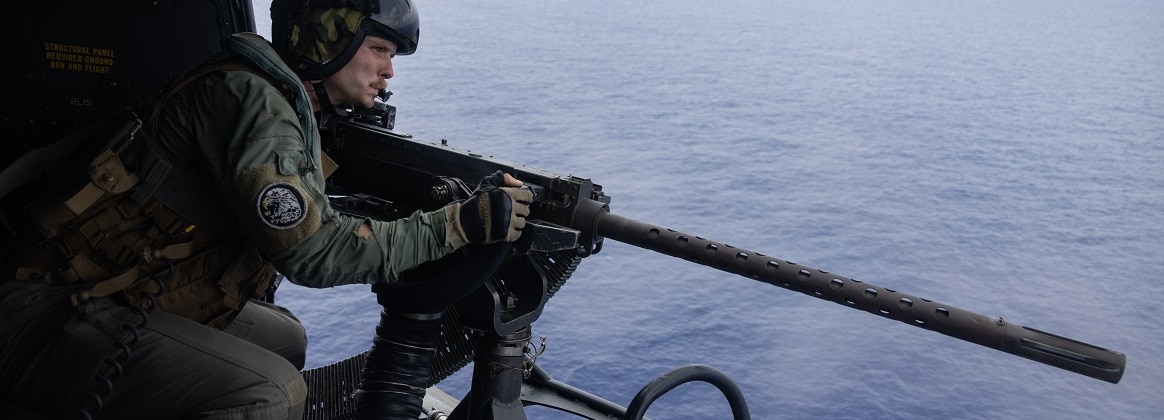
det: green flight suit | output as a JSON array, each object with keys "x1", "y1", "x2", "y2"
[
  {"x1": 148, "y1": 33, "x2": 456, "y2": 288},
  {"x1": 0, "y1": 33, "x2": 457, "y2": 419}
]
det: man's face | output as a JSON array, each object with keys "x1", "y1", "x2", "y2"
[{"x1": 325, "y1": 36, "x2": 398, "y2": 108}]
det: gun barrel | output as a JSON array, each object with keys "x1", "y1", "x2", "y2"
[{"x1": 593, "y1": 210, "x2": 1126, "y2": 384}]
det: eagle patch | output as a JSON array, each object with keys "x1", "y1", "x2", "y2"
[{"x1": 257, "y1": 183, "x2": 306, "y2": 229}]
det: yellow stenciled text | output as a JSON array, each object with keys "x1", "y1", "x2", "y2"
[{"x1": 44, "y1": 42, "x2": 115, "y2": 75}]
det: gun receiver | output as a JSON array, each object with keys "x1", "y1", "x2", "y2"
[{"x1": 323, "y1": 120, "x2": 1125, "y2": 384}]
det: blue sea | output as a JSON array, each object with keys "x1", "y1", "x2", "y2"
[{"x1": 255, "y1": 1, "x2": 1163, "y2": 418}]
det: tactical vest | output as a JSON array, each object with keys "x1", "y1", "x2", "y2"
[{"x1": 0, "y1": 37, "x2": 305, "y2": 329}]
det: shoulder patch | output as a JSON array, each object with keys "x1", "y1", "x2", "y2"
[{"x1": 257, "y1": 182, "x2": 307, "y2": 229}]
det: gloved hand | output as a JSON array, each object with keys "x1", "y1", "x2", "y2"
[{"x1": 445, "y1": 171, "x2": 534, "y2": 248}]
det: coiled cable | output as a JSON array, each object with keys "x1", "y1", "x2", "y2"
[{"x1": 75, "y1": 260, "x2": 170, "y2": 420}]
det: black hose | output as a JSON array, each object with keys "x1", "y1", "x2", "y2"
[
  {"x1": 354, "y1": 311, "x2": 443, "y2": 420},
  {"x1": 624, "y1": 364, "x2": 750, "y2": 420}
]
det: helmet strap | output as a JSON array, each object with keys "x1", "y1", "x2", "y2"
[
  {"x1": 311, "y1": 80, "x2": 340, "y2": 116},
  {"x1": 311, "y1": 80, "x2": 347, "y2": 137},
  {"x1": 319, "y1": 25, "x2": 369, "y2": 78}
]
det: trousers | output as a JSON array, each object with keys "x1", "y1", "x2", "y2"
[{"x1": 0, "y1": 280, "x2": 308, "y2": 419}]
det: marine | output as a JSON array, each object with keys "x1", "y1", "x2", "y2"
[{"x1": 0, "y1": 0, "x2": 532, "y2": 418}]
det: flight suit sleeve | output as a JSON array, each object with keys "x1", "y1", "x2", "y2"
[{"x1": 192, "y1": 72, "x2": 457, "y2": 288}]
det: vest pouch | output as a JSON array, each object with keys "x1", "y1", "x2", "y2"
[
  {"x1": 19, "y1": 112, "x2": 143, "y2": 238},
  {"x1": 26, "y1": 151, "x2": 140, "y2": 239},
  {"x1": 127, "y1": 239, "x2": 274, "y2": 330}
]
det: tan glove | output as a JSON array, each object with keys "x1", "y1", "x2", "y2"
[{"x1": 445, "y1": 171, "x2": 533, "y2": 248}]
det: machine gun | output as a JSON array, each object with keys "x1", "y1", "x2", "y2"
[{"x1": 302, "y1": 103, "x2": 1126, "y2": 420}]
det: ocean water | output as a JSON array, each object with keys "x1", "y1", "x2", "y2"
[{"x1": 254, "y1": 0, "x2": 1163, "y2": 418}]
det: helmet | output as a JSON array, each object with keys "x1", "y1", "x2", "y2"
[{"x1": 271, "y1": 0, "x2": 419, "y2": 80}]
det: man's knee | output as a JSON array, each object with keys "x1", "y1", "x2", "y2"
[
  {"x1": 246, "y1": 364, "x2": 307, "y2": 420},
  {"x1": 285, "y1": 374, "x2": 308, "y2": 420},
  {"x1": 191, "y1": 358, "x2": 306, "y2": 420},
  {"x1": 226, "y1": 300, "x2": 309, "y2": 370}
]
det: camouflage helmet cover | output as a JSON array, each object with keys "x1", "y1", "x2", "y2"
[{"x1": 272, "y1": 0, "x2": 419, "y2": 79}]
